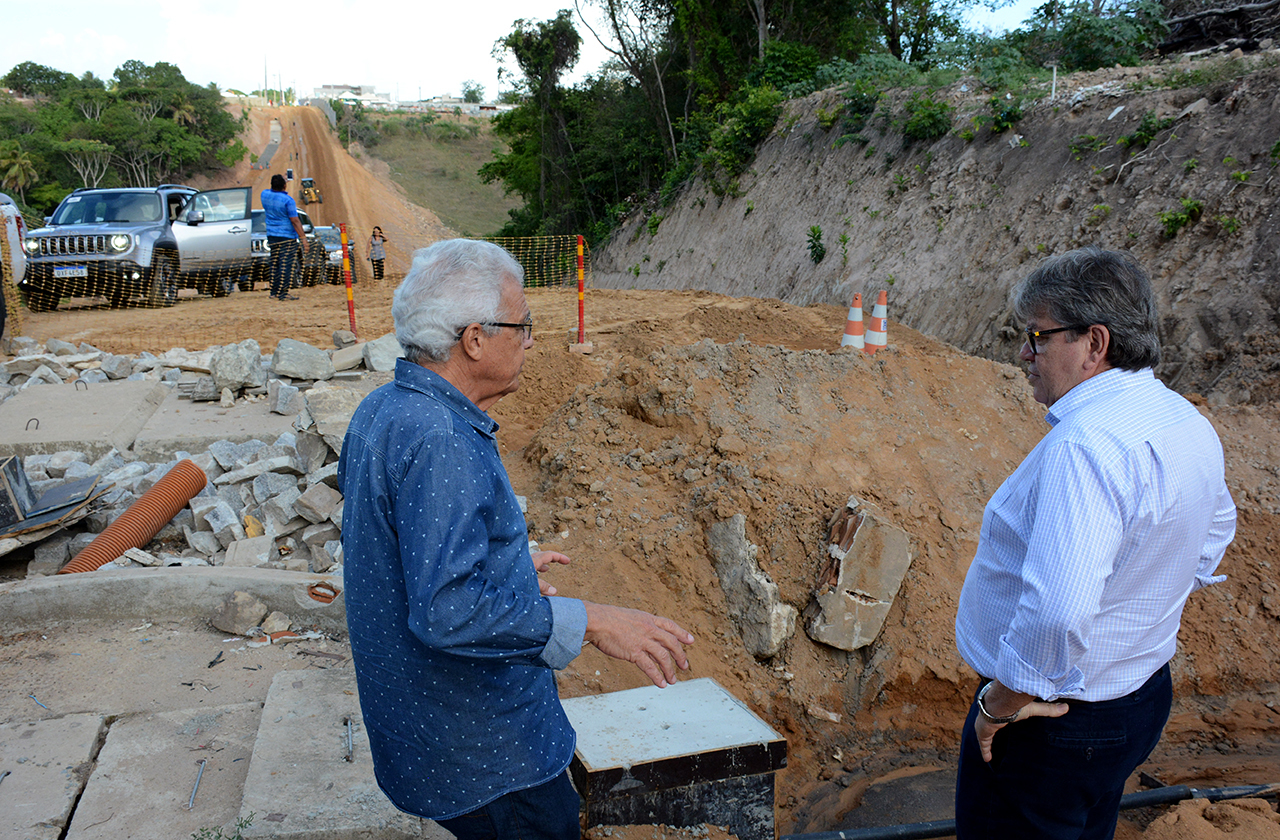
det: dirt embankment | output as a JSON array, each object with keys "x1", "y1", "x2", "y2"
[{"x1": 594, "y1": 53, "x2": 1280, "y2": 409}]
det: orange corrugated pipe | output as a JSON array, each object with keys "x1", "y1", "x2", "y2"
[{"x1": 59, "y1": 459, "x2": 208, "y2": 574}]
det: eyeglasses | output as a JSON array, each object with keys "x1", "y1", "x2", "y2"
[
  {"x1": 456, "y1": 320, "x2": 533, "y2": 341},
  {"x1": 1023, "y1": 325, "x2": 1080, "y2": 354}
]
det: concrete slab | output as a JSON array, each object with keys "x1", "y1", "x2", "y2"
[
  {"x1": 65, "y1": 703, "x2": 261, "y2": 840},
  {"x1": 131, "y1": 386, "x2": 297, "y2": 463},
  {"x1": 0, "y1": 567, "x2": 347, "y2": 636},
  {"x1": 0, "y1": 714, "x2": 107, "y2": 840},
  {"x1": 0, "y1": 381, "x2": 170, "y2": 460},
  {"x1": 238, "y1": 669, "x2": 450, "y2": 839}
]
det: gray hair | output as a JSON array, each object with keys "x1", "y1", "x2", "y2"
[
  {"x1": 1012, "y1": 247, "x2": 1160, "y2": 370},
  {"x1": 392, "y1": 239, "x2": 525, "y2": 365}
]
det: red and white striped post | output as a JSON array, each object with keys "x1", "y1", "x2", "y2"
[{"x1": 338, "y1": 222, "x2": 357, "y2": 339}]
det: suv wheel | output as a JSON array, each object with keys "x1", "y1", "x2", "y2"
[
  {"x1": 24, "y1": 287, "x2": 59, "y2": 313},
  {"x1": 147, "y1": 254, "x2": 179, "y2": 308}
]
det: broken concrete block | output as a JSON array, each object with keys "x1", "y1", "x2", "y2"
[
  {"x1": 272, "y1": 338, "x2": 336, "y2": 381},
  {"x1": 190, "y1": 496, "x2": 221, "y2": 531},
  {"x1": 210, "y1": 590, "x2": 269, "y2": 635},
  {"x1": 310, "y1": 543, "x2": 336, "y2": 572},
  {"x1": 262, "y1": 611, "x2": 292, "y2": 634},
  {"x1": 187, "y1": 452, "x2": 223, "y2": 482},
  {"x1": 329, "y1": 500, "x2": 343, "y2": 530},
  {"x1": 220, "y1": 387, "x2": 236, "y2": 407},
  {"x1": 260, "y1": 486, "x2": 302, "y2": 524},
  {"x1": 45, "y1": 450, "x2": 87, "y2": 478},
  {"x1": 207, "y1": 440, "x2": 240, "y2": 470},
  {"x1": 120, "y1": 547, "x2": 161, "y2": 566},
  {"x1": 283, "y1": 553, "x2": 309, "y2": 572},
  {"x1": 305, "y1": 462, "x2": 339, "y2": 490},
  {"x1": 203, "y1": 499, "x2": 248, "y2": 548},
  {"x1": 212, "y1": 455, "x2": 303, "y2": 486},
  {"x1": 77, "y1": 368, "x2": 109, "y2": 385},
  {"x1": 62, "y1": 461, "x2": 98, "y2": 482},
  {"x1": 232, "y1": 439, "x2": 267, "y2": 467},
  {"x1": 804, "y1": 497, "x2": 913, "y2": 652},
  {"x1": 99, "y1": 354, "x2": 134, "y2": 380},
  {"x1": 210, "y1": 339, "x2": 266, "y2": 392},
  {"x1": 362, "y1": 332, "x2": 403, "y2": 372},
  {"x1": 190, "y1": 376, "x2": 220, "y2": 401},
  {"x1": 267, "y1": 379, "x2": 305, "y2": 416},
  {"x1": 326, "y1": 539, "x2": 344, "y2": 566},
  {"x1": 333, "y1": 329, "x2": 358, "y2": 349},
  {"x1": 103, "y1": 462, "x2": 149, "y2": 491},
  {"x1": 47, "y1": 338, "x2": 78, "y2": 355},
  {"x1": 184, "y1": 526, "x2": 223, "y2": 556},
  {"x1": 301, "y1": 521, "x2": 340, "y2": 547},
  {"x1": 223, "y1": 535, "x2": 278, "y2": 568},
  {"x1": 294, "y1": 430, "x2": 329, "y2": 474},
  {"x1": 706, "y1": 514, "x2": 797, "y2": 659},
  {"x1": 294, "y1": 483, "x2": 342, "y2": 524},
  {"x1": 303, "y1": 386, "x2": 366, "y2": 454},
  {"x1": 29, "y1": 535, "x2": 73, "y2": 576},
  {"x1": 252, "y1": 472, "x2": 298, "y2": 505},
  {"x1": 331, "y1": 342, "x2": 365, "y2": 371}
]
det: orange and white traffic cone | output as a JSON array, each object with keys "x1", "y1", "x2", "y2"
[
  {"x1": 840, "y1": 292, "x2": 865, "y2": 350},
  {"x1": 864, "y1": 290, "x2": 888, "y2": 354}
]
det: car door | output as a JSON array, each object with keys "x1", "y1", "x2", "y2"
[{"x1": 171, "y1": 187, "x2": 251, "y2": 274}]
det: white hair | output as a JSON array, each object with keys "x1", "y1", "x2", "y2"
[{"x1": 392, "y1": 239, "x2": 524, "y2": 364}]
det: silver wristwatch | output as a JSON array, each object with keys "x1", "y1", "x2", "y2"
[{"x1": 977, "y1": 681, "x2": 1021, "y2": 724}]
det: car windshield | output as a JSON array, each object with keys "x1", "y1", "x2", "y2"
[
  {"x1": 315, "y1": 228, "x2": 342, "y2": 247},
  {"x1": 51, "y1": 192, "x2": 163, "y2": 225}
]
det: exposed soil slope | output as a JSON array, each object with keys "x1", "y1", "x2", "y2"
[{"x1": 593, "y1": 52, "x2": 1280, "y2": 408}]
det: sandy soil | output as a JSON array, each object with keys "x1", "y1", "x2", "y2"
[{"x1": 5, "y1": 97, "x2": 1280, "y2": 837}]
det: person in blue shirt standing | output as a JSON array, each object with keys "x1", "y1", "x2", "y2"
[
  {"x1": 338, "y1": 238, "x2": 695, "y2": 840},
  {"x1": 953, "y1": 247, "x2": 1237, "y2": 840},
  {"x1": 260, "y1": 173, "x2": 308, "y2": 300}
]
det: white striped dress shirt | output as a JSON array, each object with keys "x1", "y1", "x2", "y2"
[{"x1": 956, "y1": 367, "x2": 1236, "y2": 702}]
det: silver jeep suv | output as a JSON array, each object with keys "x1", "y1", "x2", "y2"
[{"x1": 20, "y1": 184, "x2": 255, "y2": 311}]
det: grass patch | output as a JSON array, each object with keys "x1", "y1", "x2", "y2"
[{"x1": 368, "y1": 115, "x2": 518, "y2": 237}]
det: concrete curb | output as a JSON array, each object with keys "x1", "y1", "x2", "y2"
[{"x1": 0, "y1": 567, "x2": 346, "y2": 635}]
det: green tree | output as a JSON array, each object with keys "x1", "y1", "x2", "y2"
[
  {"x1": 56, "y1": 139, "x2": 114, "y2": 188},
  {"x1": 462, "y1": 80, "x2": 485, "y2": 103},
  {"x1": 493, "y1": 11, "x2": 582, "y2": 216},
  {"x1": 0, "y1": 141, "x2": 39, "y2": 202},
  {"x1": 2, "y1": 61, "x2": 73, "y2": 99},
  {"x1": 1008, "y1": 0, "x2": 1167, "y2": 71}
]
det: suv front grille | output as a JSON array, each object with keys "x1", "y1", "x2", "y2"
[{"x1": 34, "y1": 235, "x2": 109, "y2": 256}]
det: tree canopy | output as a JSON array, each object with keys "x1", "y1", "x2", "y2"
[{"x1": 0, "y1": 59, "x2": 245, "y2": 212}]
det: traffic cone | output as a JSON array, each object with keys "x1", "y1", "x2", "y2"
[
  {"x1": 840, "y1": 292, "x2": 865, "y2": 349},
  {"x1": 865, "y1": 290, "x2": 888, "y2": 354}
]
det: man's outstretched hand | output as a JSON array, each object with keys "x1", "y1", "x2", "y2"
[
  {"x1": 583, "y1": 602, "x2": 694, "y2": 688},
  {"x1": 532, "y1": 550, "x2": 571, "y2": 596}
]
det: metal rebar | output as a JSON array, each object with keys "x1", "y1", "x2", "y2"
[
  {"x1": 0, "y1": 770, "x2": 10, "y2": 788},
  {"x1": 187, "y1": 759, "x2": 207, "y2": 810}
]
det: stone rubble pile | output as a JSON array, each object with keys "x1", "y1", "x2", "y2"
[
  {"x1": 8, "y1": 329, "x2": 409, "y2": 579},
  {"x1": 0, "y1": 329, "x2": 405, "y2": 407}
]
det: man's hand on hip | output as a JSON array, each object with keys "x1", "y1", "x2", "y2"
[
  {"x1": 583, "y1": 602, "x2": 694, "y2": 688},
  {"x1": 973, "y1": 679, "x2": 1069, "y2": 762}
]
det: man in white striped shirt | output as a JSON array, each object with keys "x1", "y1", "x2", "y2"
[{"x1": 953, "y1": 248, "x2": 1236, "y2": 840}]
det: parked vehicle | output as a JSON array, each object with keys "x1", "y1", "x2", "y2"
[
  {"x1": 20, "y1": 185, "x2": 254, "y2": 311},
  {"x1": 312, "y1": 225, "x2": 358, "y2": 284},
  {"x1": 248, "y1": 209, "x2": 322, "y2": 290}
]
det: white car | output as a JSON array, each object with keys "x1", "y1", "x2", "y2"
[{"x1": 2, "y1": 191, "x2": 26, "y2": 339}]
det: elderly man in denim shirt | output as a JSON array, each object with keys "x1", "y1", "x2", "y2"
[{"x1": 339, "y1": 238, "x2": 694, "y2": 840}]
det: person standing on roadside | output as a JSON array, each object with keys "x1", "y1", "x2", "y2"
[
  {"x1": 953, "y1": 247, "x2": 1237, "y2": 840},
  {"x1": 339, "y1": 238, "x2": 695, "y2": 840},
  {"x1": 368, "y1": 226, "x2": 388, "y2": 281},
  {"x1": 260, "y1": 173, "x2": 308, "y2": 301}
]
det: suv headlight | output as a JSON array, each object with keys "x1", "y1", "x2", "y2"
[
  {"x1": 22, "y1": 237, "x2": 39, "y2": 255},
  {"x1": 108, "y1": 233, "x2": 132, "y2": 253}
]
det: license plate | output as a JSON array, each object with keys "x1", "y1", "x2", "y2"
[{"x1": 53, "y1": 266, "x2": 88, "y2": 279}]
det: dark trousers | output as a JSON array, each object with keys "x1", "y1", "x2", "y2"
[
  {"x1": 437, "y1": 771, "x2": 580, "y2": 840},
  {"x1": 371, "y1": 257, "x2": 384, "y2": 281},
  {"x1": 955, "y1": 663, "x2": 1172, "y2": 840},
  {"x1": 267, "y1": 236, "x2": 299, "y2": 298}
]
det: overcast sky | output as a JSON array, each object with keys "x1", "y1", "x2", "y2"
[{"x1": 4, "y1": 0, "x2": 1037, "y2": 103}]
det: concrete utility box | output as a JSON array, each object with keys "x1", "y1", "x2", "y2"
[{"x1": 563, "y1": 678, "x2": 786, "y2": 840}]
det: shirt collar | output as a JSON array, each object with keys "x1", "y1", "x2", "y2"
[
  {"x1": 1044, "y1": 367, "x2": 1154, "y2": 427},
  {"x1": 393, "y1": 357, "x2": 499, "y2": 438}
]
